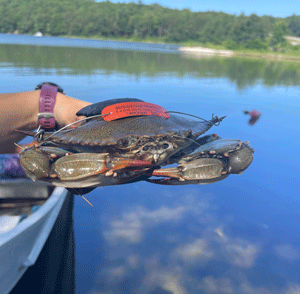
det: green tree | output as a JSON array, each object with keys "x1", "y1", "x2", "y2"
[
  {"x1": 230, "y1": 14, "x2": 267, "y2": 44},
  {"x1": 287, "y1": 15, "x2": 300, "y2": 37},
  {"x1": 269, "y1": 21, "x2": 288, "y2": 47}
]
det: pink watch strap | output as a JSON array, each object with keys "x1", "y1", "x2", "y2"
[{"x1": 38, "y1": 84, "x2": 58, "y2": 130}]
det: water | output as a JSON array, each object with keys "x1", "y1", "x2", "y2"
[
  {"x1": 0, "y1": 34, "x2": 179, "y2": 52},
  {"x1": 1, "y1": 34, "x2": 300, "y2": 294}
]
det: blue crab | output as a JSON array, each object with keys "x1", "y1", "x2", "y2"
[{"x1": 18, "y1": 98, "x2": 254, "y2": 194}]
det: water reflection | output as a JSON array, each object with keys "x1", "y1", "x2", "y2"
[
  {"x1": 82, "y1": 186, "x2": 300, "y2": 294},
  {"x1": 1, "y1": 43, "x2": 300, "y2": 89}
]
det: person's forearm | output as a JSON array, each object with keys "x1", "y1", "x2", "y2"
[
  {"x1": 0, "y1": 91, "x2": 39, "y2": 153},
  {"x1": 0, "y1": 91, "x2": 91, "y2": 154}
]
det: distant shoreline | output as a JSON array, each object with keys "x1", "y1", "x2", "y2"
[
  {"x1": 63, "y1": 34, "x2": 300, "y2": 62},
  {"x1": 6, "y1": 32, "x2": 300, "y2": 62}
]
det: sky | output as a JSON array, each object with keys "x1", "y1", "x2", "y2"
[{"x1": 105, "y1": 0, "x2": 299, "y2": 17}]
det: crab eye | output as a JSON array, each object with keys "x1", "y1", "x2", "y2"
[
  {"x1": 117, "y1": 136, "x2": 138, "y2": 148},
  {"x1": 118, "y1": 138, "x2": 129, "y2": 147},
  {"x1": 142, "y1": 145, "x2": 149, "y2": 151},
  {"x1": 162, "y1": 143, "x2": 169, "y2": 149},
  {"x1": 184, "y1": 130, "x2": 192, "y2": 138}
]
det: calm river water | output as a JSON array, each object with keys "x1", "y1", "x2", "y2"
[{"x1": 1, "y1": 34, "x2": 300, "y2": 294}]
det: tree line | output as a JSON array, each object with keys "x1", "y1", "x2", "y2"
[{"x1": 0, "y1": 0, "x2": 300, "y2": 51}]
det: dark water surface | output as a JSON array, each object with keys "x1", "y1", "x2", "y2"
[{"x1": 1, "y1": 34, "x2": 299, "y2": 294}]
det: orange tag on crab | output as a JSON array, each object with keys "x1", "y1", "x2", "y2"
[{"x1": 102, "y1": 102, "x2": 170, "y2": 121}]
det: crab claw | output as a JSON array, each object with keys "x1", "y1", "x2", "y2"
[
  {"x1": 19, "y1": 146, "x2": 152, "y2": 188},
  {"x1": 181, "y1": 139, "x2": 254, "y2": 175},
  {"x1": 148, "y1": 139, "x2": 254, "y2": 185},
  {"x1": 149, "y1": 158, "x2": 229, "y2": 185},
  {"x1": 51, "y1": 153, "x2": 151, "y2": 181},
  {"x1": 226, "y1": 142, "x2": 254, "y2": 175},
  {"x1": 19, "y1": 147, "x2": 51, "y2": 181}
]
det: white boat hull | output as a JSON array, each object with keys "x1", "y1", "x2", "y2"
[{"x1": 0, "y1": 186, "x2": 69, "y2": 294}]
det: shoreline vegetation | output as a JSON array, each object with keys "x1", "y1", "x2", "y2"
[
  {"x1": 7, "y1": 31, "x2": 300, "y2": 61},
  {"x1": 61, "y1": 34, "x2": 300, "y2": 61},
  {"x1": 1, "y1": 0, "x2": 300, "y2": 61}
]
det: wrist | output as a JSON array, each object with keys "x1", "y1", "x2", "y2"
[
  {"x1": 23, "y1": 91, "x2": 40, "y2": 131},
  {"x1": 35, "y1": 82, "x2": 65, "y2": 131},
  {"x1": 54, "y1": 93, "x2": 92, "y2": 130}
]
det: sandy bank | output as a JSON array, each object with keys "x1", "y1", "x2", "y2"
[
  {"x1": 178, "y1": 46, "x2": 234, "y2": 57},
  {"x1": 285, "y1": 36, "x2": 300, "y2": 46}
]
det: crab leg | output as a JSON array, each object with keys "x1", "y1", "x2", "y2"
[
  {"x1": 165, "y1": 133, "x2": 221, "y2": 165},
  {"x1": 148, "y1": 139, "x2": 254, "y2": 185}
]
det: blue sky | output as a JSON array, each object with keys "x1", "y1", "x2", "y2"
[{"x1": 105, "y1": 0, "x2": 299, "y2": 17}]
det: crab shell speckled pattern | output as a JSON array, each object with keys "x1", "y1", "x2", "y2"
[{"x1": 42, "y1": 114, "x2": 221, "y2": 164}]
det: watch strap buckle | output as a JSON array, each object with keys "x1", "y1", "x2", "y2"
[
  {"x1": 38, "y1": 112, "x2": 54, "y2": 120},
  {"x1": 38, "y1": 112, "x2": 55, "y2": 120}
]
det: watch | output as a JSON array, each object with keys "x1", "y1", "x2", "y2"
[{"x1": 35, "y1": 82, "x2": 65, "y2": 131}]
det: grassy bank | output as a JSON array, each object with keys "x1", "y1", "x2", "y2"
[
  {"x1": 180, "y1": 39, "x2": 300, "y2": 61},
  {"x1": 63, "y1": 34, "x2": 170, "y2": 45},
  {"x1": 234, "y1": 50, "x2": 300, "y2": 61}
]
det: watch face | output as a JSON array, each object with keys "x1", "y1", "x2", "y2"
[{"x1": 35, "y1": 82, "x2": 65, "y2": 94}]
